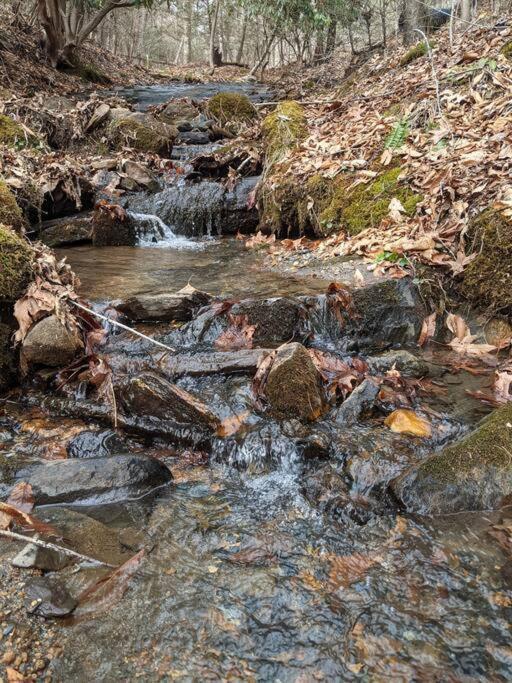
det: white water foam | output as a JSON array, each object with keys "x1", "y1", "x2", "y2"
[{"x1": 128, "y1": 211, "x2": 207, "y2": 250}]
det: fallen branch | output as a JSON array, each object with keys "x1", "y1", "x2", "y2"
[{"x1": 0, "y1": 529, "x2": 117, "y2": 568}]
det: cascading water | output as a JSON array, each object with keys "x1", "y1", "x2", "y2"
[{"x1": 127, "y1": 210, "x2": 205, "y2": 249}]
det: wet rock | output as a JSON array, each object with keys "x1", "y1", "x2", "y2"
[
  {"x1": 118, "y1": 372, "x2": 221, "y2": 436},
  {"x1": 334, "y1": 378, "x2": 379, "y2": 425},
  {"x1": 24, "y1": 576, "x2": 77, "y2": 618},
  {"x1": 66, "y1": 429, "x2": 125, "y2": 458},
  {"x1": 91, "y1": 204, "x2": 137, "y2": 247},
  {"x1": 85, "y1": 103, "x2": 110, "y2": 133},
  {"x1": 108, "y1": 112, "x2": 177, "y2": 156},
  {"x1": 367, "y1": 350, "x2": 429, "y2": 377},
  {"x1": 41, "y1": 175, "x2": 94, "y2": 221},
  {"x1": 116, "y1": 286, "x2": 211, "y2": 322},
  {"x1": 12, "y1": 543, "x2": 69, "y2": 572},
  {"x1": 22, "y1": 315, "x2": 83, "y2": 367},
  {"x1": 164, "y1": 348, "x2": 272, "y2": 377},
  {"x1": 38, "y1": 508, "x2": 128, "y2": 565},
  {"x1": 158, "y1": 99, "x2": 199, "y2": 126},
  {"x1": 346, "y1": 278, "x2": 426, "y2": 351},
  {"x1": 0, "y1": 322, "x2": 16, "y2": 392},
  {"x1": 265, "y1": 343, "x2": 324, "y2": 421},
  {"x1": 39, "y1": 213, "x2": 92, "y2": 247},
  {"x1": 391, "y1": 403, "x2": 512, "y2": 514},
  {"x1": 230, "y1": 297, "x2": 308, "y2": 347},
  {"x1": 176, "y1": 131, "x2": 211, "y2": 145},
  {"x1": 26, "y1": 454, "x2": 172, "y2": 505},
  {"x1": 121, "y1": 160, "x2": 159, "y2": 193}
]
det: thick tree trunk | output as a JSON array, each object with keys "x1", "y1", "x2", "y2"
[
  {"x1": 401, "y1": 0, "x2": 419, "y2": 45},
  {"x1": 209, "y1": 0, "x2": 221, "y2": 68}
]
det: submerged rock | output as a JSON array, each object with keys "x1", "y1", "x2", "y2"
[
  {"x1": 265, "y1": 343, "x2": 324, "y2": 421},
  {"x1": 12, "y1": 543, "x2": 69, "y2": 572},
  {"x1": 25, "y1": 454, "x2": 172, "y2": 505},
  {"x1": 391, "y1": 403, "x2": 512, "y2": 513},
  {"x1": 116, "y1": 286, "x2": 211, "y2": 323},
  {"x1": 367, "y1": 349, "x2": 430, "y2": 377},
  {"x1": 66, "y1": 429, "x2": 125, "y2": 458},
  {"x1": 24, "y1": 576, "x2": 77, "y2": 618},
  {"x1": 22, "y1": 315, "x2": 83, "y2": 367},
  {"x1": 39, "y1": 213, "x2": 92, "y2": 247}
]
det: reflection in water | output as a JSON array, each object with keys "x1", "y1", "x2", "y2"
[{"x1": 58, "y1": 238, "x2": 330, "y2": 302}]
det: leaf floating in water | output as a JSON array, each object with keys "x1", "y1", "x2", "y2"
[
  {"x1": 384, "y1": 409, "x2": 432, "y2": 438},
  {"x1": 217, "y1": 411, "x2": 251, "y2": 438}
]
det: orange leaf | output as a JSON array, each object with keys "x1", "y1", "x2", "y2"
[{"x1": 384, "y1": 409, "x2": 432, "y2": 437}]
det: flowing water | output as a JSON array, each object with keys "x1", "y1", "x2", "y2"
[{"x1": 3, "y1": 82, "x2": 512, "y2": 682}]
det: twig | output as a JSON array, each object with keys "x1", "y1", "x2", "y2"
[
  {"x1": 413, "y1": 29, "x2": 442, "y2": 118},
  {"x1": 0, "y1": 529, "x2": 116, "y2": 568},
  {"x1": 67, "y1": 299, "x2": 175, "y2": 353}
]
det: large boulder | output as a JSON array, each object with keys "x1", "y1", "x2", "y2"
[
  {"x1": 391, "y1": 403, "x2": 512, "y2": 513},
  {"x1": 91, "y1": 204, "x2": 138, "y2": 247},
  {"x1": 22, "y1": 315, "x2": 83, "y2": 367},
  {"x1": 265, "y1": 343, "x2": 324, "y2": 421},
  {"x1": 206, "y1": 92, "x2": 257, "y2": 129},
  {"x1": 25, "y1": 454, "x2": 172, "y2": 505},
  {"x1": 40, "y1": 213, "x2": 92, "y2": 247}
]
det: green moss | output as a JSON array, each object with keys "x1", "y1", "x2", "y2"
[
  {"x1": 383, "y1": 103, "x2": 402, "y2": 118},
  {"x1": 419, "y1": 403, "x2": 512, "y2": 481},
  {"x1": 501, "y1": 41, "x2": 512, "y2": 60},
  {"x1": 0, "y1": 114, "x2": 32, "y2": 149},
  {"x1": 400, "y1": 41, "x2": 428, "y2": 66},
  {"x1": 109, "y1": 118, "x2": 173, "y2": 155},
  {"x1": 0, "y1": 224, "x2": 33, "y2": 302},
  {"x1": 207, "y1": 92, "x2": 257, "y2": 126},
  {"x1": 261, "y1": 101, "x2": 307, "y2": 165},
  {"x1": 319, "y1": 167, "x2": 422, "y2": 236},
  {"x1": 0, "y1": 179, "x2": 26, "y2": 233},
  {"x1": 459, "y1": 208, "x2": 512, "y2": 314}
]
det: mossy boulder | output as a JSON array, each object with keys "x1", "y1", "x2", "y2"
[
  {"x1": 320, "y1": 167, "x2": 422, "y2": 236},
  {"x1": 206, "y1": 92, "x2": 257, "y2": 127},
  {"x1": 261, "y1": 101, "x2": 307, "y2": 165},
  {"x1": 501, "y1": 41, "x2": 512, "y2": 60},
  {"x1": 459, "y1": 209, "x2": 512, "y2": 315},
  {"x1": 108, "y1": 113, "x2": 176, "y2": 156},
  {"x1": 69, "y1": 60, "x2": 111, "y2": 85},
  {"x1": 400, "y1": 41, "x2": 428, "y2": 66},
  {"x1": 391, "y1": 403, "x2": 512, "y2": 513},
  {"x1": 0, "y1": 224, "x2": 33, "y2": 303},
  {"x1": 0, "y1": 178, "x2": 27, "y2": 233}
]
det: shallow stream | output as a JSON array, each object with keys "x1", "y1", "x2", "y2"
[{"x1": 2, "y1": 82, "x2": 511, "y2": 682}]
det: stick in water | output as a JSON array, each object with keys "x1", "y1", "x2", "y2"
[
  {"x1": 0, "y1": 529, "x2": 117, "y2": 568},
  {"x1": 67, "y1": 299, "x2": 175, "y2": 353}
]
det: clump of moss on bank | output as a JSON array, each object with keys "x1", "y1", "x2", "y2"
[
  {"x1": 0, "y1": 224, "x2": 33, "y2": 302},
  {"x1": 261, "y1": 101, "x2": 307, "y2": 165},
  {"x1": 0, "y1": 179, "x2": 27, "y2": 233},
  {"x1": 459, "y1": 208, "x2": 512, "y2": 314},
  {"x1": 207, "y1": 92, "x2": 257, "y2": 126},
  {"x1": 320, "y1": 166, "x2": 422, "y2": 236},
  {"x1": 501, "y1": 41, "x2": 512, "y2": 60},
  {"x1": 69, "y1": 59, "x2": 111, "y2": 85},
  {"x1": 0, "y1": 114, "x2": 30, "y2": 149},
  {"x1": 400, "y1": 41, "x2": 428, "y2": 66}
]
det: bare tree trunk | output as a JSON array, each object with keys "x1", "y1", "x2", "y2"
[
  {"x1": 402, "y1": 0, "x2": 419, "y2": 45},
  {"x1": 249, "y1": 29, "x2": 277, "y2": 76},
  {"x1": 209, "y1": 0, "x2": 221, "y2": 68},
  {"x1": 325, "y1": 17, "x2": 337, "y2": 55},
  {"x1": 461, "y1": 0, "x2": 472, "y2": 22},
  {"x1": 236, "y1": 10, "x2": 248, "y2": 64}
]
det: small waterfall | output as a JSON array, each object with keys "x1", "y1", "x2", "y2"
[{"x1": 127, "y1": 211, "x2": 204, "y2": 249}]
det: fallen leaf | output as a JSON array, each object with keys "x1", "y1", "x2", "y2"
[
  {"x1": 384, "y1": 409, "x2": 432, "y2": 437},
  {"x1": 217, "y1": 411, "x2": 251, "y2": 437},
  {"x1": 418, "y1": 312, "x2": 436, "y2": 346},
  {"x1": 215, "y1": 314, "x2": 256, "y2": 351}
]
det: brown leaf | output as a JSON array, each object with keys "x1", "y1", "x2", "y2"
[
  {"x1": 215, "y1": 314, "x2": 256, "y2": 351},
  {"x1": 252, "y1": 349, "x2": 277, "y2": 401},
  {"x1": 0, "y1": 502, "x2": 58, "y2": 535},
  {"x1": 328, "y1": 552, "x2": 383, "y2": 589},
  {"x1": 308, "y1": 349, "x2": 362, "y2": 399},
  {"x1": 217, "y1": 411, "x2": 251, "y2": 437},
  {"x1": 418, "y1": 312, "x2": 436, "y2": 347},
  {"x1": 494, "y1": 362, "x2": 512, "y2": 404},
  {"x1": 446, "y1": 313, "x2": 470, "y2": 341},
  {"x1": 384, "y1": 409, "x2": 432, "y2": 437},
  {"x1": 6, "y1": 482, "x2": 34, "y2": 514}
]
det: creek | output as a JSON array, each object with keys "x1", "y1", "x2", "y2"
[{"x1": 2, "y1": 82, "x2": 511, "y2": 681}]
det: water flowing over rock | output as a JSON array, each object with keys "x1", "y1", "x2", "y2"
[
  {"x1": 126, "y1": 176, "x2": 259, "y2": 237},
  {"x1": 24, "y1": 454, "x2": 172, "y2": 505}
]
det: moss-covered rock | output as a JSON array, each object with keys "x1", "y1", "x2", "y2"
[
  {"x1": 0, "y1": 114, "x2": 30, "y2": 149},
  {"x1": 0, "y1": 224, "x2": 33, "y2": 302},
  {"x1": 391, "y1": 403, "x2": 512, "y2": 513},
  {"x1": 206, "y1": 92, "x2": 257, "y2": 127},
  {"x1": 400, "y1": 41, "x2": 428, "y2": 66},
  {"x1": 501, "y1": 40, "x2": 512, "y2": 60},
  {"x1": 0, "y1": 178, "x2": 27, "y2": 233},
  {"x1": 261, "y1": 101, "x2": 307, "y2": 165},
  {"x1": 459, "y1": 209, "x2": 512, "y2": 315},
  {"x1": 108, "y1": 115, "x2": 176, "y2": 156},
  {"x1": 320, "y1": 167, "x2": 422, "y2": 236},
  {"x1": 70, "y1": 60, "x2": 111, "y2": 85}
]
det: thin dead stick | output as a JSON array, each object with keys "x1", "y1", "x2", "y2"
[
  {"x1": 67, "y1": 299, "x2": 175, "y2": 353},
  {"x1": 0, "y1": 529, "x2": 116, "y2": 568},
  {"x1": 414, "y1": 28, "x2": 442, "y2": 118}
]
